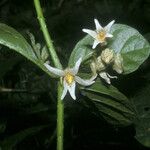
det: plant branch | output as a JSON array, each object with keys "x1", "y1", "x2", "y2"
[
  {"x1": 34, "y1": 0, "x2": 62, "y2": 69},
  {"x1": 57, "y1": 82, "x2": 64, "y2": 150},
  {"x1": 33, "y1": 1, "x2": 64, "y2": 150}
]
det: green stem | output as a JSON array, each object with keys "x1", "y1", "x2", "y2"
[
  {"x1": 33, "y1": 1, "x2": 64, "y2": 150},
  {"x1": 33, "y1": 0, "x2": 62, "y2": 69},
  {"x1": 57, "y1": 83, "x2": 64, "y2": 150}
]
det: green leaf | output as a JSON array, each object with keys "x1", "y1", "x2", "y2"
[
  {"x1": 0, "y1": 23, "x2": 37, "y2": 62},
  {"x1": 72, "y1": 24, "x2": 150, "y2": 74},
  {"x1": 68, "y1": 35, "x2": 94, "y2": 67},
  {"x1": 108, "y1": 24, "x2": 150, "y2": 74},
  {"x1": 81, "y1": 79, "x2": 135, "y2": 126},
  {"x1": 0, "y1": 24, "x2": 52, "y2": 77},
  {"x1": 132, "y1": 85, "x2": 150, "y2": 147},
  {"x1": 0, "y1": 125, "x2": 47, "y2": 150}
]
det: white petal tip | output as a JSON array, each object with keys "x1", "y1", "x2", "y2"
[
  {"x1": 82, "y1": 29, "x2": 86, "y2": 32},
  {"x1": 78, "y1": 57, "x2": 82, "y2": 62},
  {"x1": 104, "y1": 20, "x2": 115, "y2": 32},
  {"x1": 61, "y1": 94, "x2": 65, "y2": 100},
  {"x1": 73, "y1": 57, "x2": 83, "y2": 74},
  {"x1": 71, "y1": 94, "x2": 76, "y2": 100},
  {"x1": 44, "y1": 63, "x2": 49, "y2": 68},
  {"x1": 76, "y1": 57, "x2": 82, "y2": 65},
  {"x1": 88, "y1": 80, "x2": 95, "y2": 86},
  {"x1": 109, "y1": 20, "x2": 115, "y2": 25},
  {"x1": 92, "y1": 40, "x2": 100, "y2": 49},
  {"x1": 92, "y1": 45, "x2": 96, "y2": 49},
  {"x1": 106, "y1": 34, "x2": 113, "y2": 38},
  {"x1": 94, "y1": 18, "x2": 98, "y2": 22},
  {"x1": 118, "y1": 70, "x2": 123, "y2": 74},
  {"x1": 92, "y1": 81, "x2": 95, "y2": 84},
  {"x1": 111, "y1": 76, "x2": 117, "y2": 79}
]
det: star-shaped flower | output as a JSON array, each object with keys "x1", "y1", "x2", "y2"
[
  {"x1": 82, "y1": 19, "x2": 115, "y2": 49},
  {"x1": 44, "y1": 58, "x2": 96, "y2": 100}
]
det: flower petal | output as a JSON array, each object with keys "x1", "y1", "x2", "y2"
[
  {"x1": 107, "y1": 73, "x2": 117, "y2": 79},
  {"x1": 70, "y1": 57, "x2": 82, "y2": 75},
  {"x1": 82, "y1": 29, "x2": 97, "y2": 39},
  {"x1": 44, "y1": 63, "x2": 64, "y2": 77},
  {"x1": 94, "y1": 19, "x2": 102, "y2": 31},
  {"x1": 61, "y1": 80, "x2": 68, "y2": 100},
  {"x1": 106, "y1": 33, "x2": 113, "y2": 38},
  {"x1": 99, "y1": 72, "x2": 117, "y2": 84},
  {"x1": 92, "y1": 40, "x2": 100, "y2": 49},
  {"x1": 104, "y1": 20, "x2": 115, "y2": 32},
  {"x1": 67, "y1": 81, "x2": 76, "y2": 100},
  {"x1": 99, "y1": 72, "x2": 111, "y2": 84},
  {"x1": 75, "y1": 75, "x2": 96, "y2": 86}
]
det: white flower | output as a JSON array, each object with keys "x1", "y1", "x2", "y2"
[
  {"x1": 44, "y1": 58, "x2": 96, "y2": 100},
  {"x1": 82, "y1": 19, "x2": 115, "y2": 49}
]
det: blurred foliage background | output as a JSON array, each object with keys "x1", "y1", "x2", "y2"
[{"x1": 0, "y1": 0, "x2": 150, "y2": 149}]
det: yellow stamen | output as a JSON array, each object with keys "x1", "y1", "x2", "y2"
[
  {"x1": 64, "y1": 73, "x2": 74, "y2": 85},
  {"x1": 97, "y1": 30, "x2": 106, "y2": 42}
]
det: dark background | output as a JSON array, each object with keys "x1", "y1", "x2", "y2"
[{"x1": 0, "y1": 0, "x2": 150, "y2": 149}]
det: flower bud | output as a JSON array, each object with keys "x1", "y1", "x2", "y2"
[
  {"x1": 113, "y1": 53, "x2": 123, "y2": 74},
  {"x1": 90, "y1": 57, "x2": 105, "y2": 74},
  {"x1": 90, "y1": 61, "x2": 97, "y2": 75},
  {"x1": 96, "y1": 56, "x2": 105, "y2": 71},
  {"x1": 101, "y1": 48, "x2": 114, "y2": 64}
]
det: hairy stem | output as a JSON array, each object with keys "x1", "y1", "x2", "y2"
[
  {"x1": 34, "y1": 1, "x2": 64, "y2": 150},
  {"x1": 34, "y1": 0, "x2": 62, "y2": 69},
  {"x1": 57, "y1": 83, "x2": 64, "y2": 150}
]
